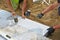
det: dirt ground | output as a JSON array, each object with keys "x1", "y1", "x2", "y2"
[{"x1": 0, "y1": 0, "x2": 60, "y2": 40}]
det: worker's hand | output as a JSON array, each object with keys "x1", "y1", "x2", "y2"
[
  {"x1": 37, "y1": 13, "x2": 44, "y2": 19},
  {"x1": 22, "y1": 14, "x2": 26, "y2": 18},
  {"x1": 22, "y1": 11, "x2": 26, "y2": 18},
  {"x1": 45, "y1": 27, "x2": 55, "y2": 37},
  {"x1": 12, "y1": 12, "x2": 18, "y2": 23},
  {"x1": 12, "y1": 12, "x2": 16, "y2": 16},
  {"x1": 45, "y1": 24, "x2": 60, "y2": 37}
]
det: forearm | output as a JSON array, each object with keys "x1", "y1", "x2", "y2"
[
  {"x1": 22, "y1": 0, "x2": 27, "y2": 15},
  {"x1": 42, "y1": 2, "x2": 58, "y2": 14},
  {"x1": 53, "y1": 24, "x2": 60, "y2": 29},
  {"x1": 6, "y1": 0, "x2": 15, "y2": 12}
]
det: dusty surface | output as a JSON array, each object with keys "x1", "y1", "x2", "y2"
[{"x1": 0, "y1": 0, "x2": 60, "y2": 40}]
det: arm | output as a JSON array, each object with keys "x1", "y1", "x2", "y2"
[
  {"x1": 6, "y1": 0, "x2": 16, "y2": 16},
  {"x1": 6, "y1": 0, "x2": 18, "y2": 23},
  {"x1": 46, "y1": 24, "x2": 60, "y2": 37},
  {"x1": 22, "y1": 0, "x2": 27, "y2": 18},
  {"x1": 37, "y1": 2, "x2": 58, "y2": 19},
  {"x1": 42, "y1": 2, "x2": 58, "y2": 14},
  {"x1": 53, "y1": 24, "x2": 60, "y2": 29}
]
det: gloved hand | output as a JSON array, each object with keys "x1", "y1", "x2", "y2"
[
  {"x1": 45, "y1": 27, "x2": 55, "y2": 37},
  {"x1": 37, "y1": 13, "x2": 44, "y2": 18}
]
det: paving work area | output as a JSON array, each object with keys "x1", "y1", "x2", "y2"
[
  {"x1": 0, "y1": 9, "x2": 52, "y2": 40},
  {"x1": 0, "y1": 0, "x2": 60, "y2": 40}
]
